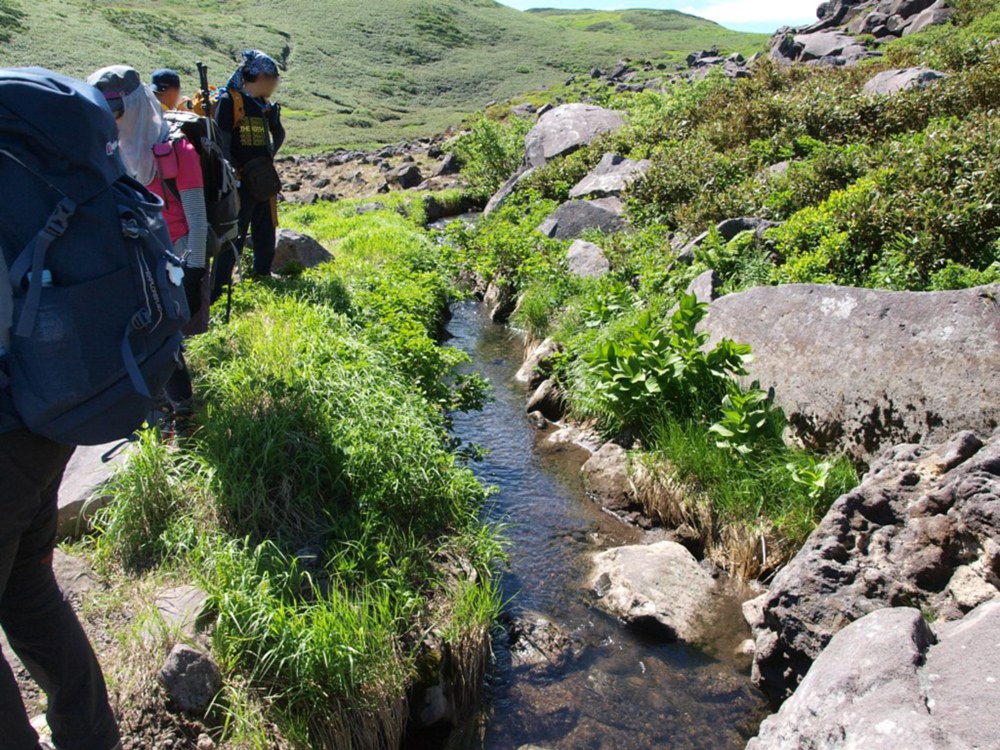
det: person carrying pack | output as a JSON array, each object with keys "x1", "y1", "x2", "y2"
[
  {"x1": 90, "y1": 66, "x2": 209, "y2": 436},
  {"x1": 150, "y1": 68, "x2": 185, "y2": 111},
  {"x1": 211, "y1": 50, "x2": 285, "y2": 302},
  {"x1": 0, "y1": 66, "x2": 190, "y2": 750},
  {"x1": 91, "y1": 66, "x2": 237, "y2": 436}
]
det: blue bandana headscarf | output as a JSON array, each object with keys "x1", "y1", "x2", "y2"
[{"x1": 226, "y1": 50, "x2": 279, "y2": 92}]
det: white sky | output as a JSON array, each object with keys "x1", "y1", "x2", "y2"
[{"x1": 496, "y1": 0, "x2": 820, "y2": 32}]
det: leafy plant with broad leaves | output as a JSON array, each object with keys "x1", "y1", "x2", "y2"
[
  {"x1": 582, "y1": 293, "x2": 750, "y2": 427},
  {"x1": 786, "y1": 458, "x2": 834, "y2": 500},
  {"x1": 581, "y1": 281, "x2": 640, "y2": 328},
  {"x1": 709, "y1": 382, "x2": 778, "y2": 455}
]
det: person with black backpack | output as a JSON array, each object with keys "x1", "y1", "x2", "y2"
[
  {"x1": 0, "y1": 67, "x2": 190, "y2": 750},
  {"x1": 211, "y1": 50, "x2": 285, "y2": 302}
]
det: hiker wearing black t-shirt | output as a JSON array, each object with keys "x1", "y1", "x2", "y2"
[{"x1": 212, "y1": 50, "x2": 285, "y2": 301}]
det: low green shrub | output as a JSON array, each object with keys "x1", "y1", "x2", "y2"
[
  {"x1": 446, "y1": 114, "x2": 532, "y2": 200},
  {"x1": 444, "y1": 190, "x2": 563, "y2": 288},
  {"x1": 769, "y1": 114, "x2": 1000, "y2": 287},
  {"x1": 519, "y1": 142, "x2": 605, "y2": 202}
]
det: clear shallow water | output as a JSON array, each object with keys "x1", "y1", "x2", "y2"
[{"x1": 438, "y1": 302, "x2": 768, "y2": 750}]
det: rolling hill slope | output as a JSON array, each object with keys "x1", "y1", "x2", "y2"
[{"x1": 0, "y1": 0, "x2": 766, "y2": 150}]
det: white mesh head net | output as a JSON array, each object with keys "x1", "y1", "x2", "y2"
[{"x1": 118, "y1": 83, "x2": 170, "y2": 186}]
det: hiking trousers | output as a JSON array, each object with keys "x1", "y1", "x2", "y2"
[
  {"x1": 0, "y1": 430, "x2": 121, "y2": 750},
  {"x1": 211, "y1": 184, "x2": 276, "y2": 301}
]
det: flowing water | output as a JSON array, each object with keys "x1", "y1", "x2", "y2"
[{"x1": 439, "y1": 301, "x2": 769, "y2": 750}]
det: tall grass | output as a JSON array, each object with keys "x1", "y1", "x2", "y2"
[
  {"x1": 93, "y1": 202, "x2": 504, "y2": 747},
  {"x1": 637, "y1": 415, "x2": 857, "y2": 578},
  {"x1": 93, "y1": 429, "x2": 204, "y2": 573}
]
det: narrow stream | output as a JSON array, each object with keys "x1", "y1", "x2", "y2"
[{"x1": 442, "y1": 301, "x2": 769, "y2": 750}]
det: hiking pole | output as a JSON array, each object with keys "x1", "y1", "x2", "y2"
[
  {"x1": 224, "y1": 239, "x2": 239, "y2": 325},
  {"x1": 223, "y1": 228, "x2": 251, "y2": 325},
  {"x1": 196, "y1": 61, "x2": 213, "y2": 143}
]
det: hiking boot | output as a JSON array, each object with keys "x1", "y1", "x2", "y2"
[
  {"x1": 39, "y1": 742, "x2": 122, "y2": 750},
  {"x1": 160, "y1": 408, "x2": 196, "y2": 444}
]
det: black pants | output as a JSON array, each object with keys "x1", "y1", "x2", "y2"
[
  {"x1": 212, "y1": 184, "x2": 276, "y2": 301},
  {"x1": 0, "y1": 430, "x2": 120, "y2": 750},
  {"x1": 163, "y1": 353, "x2": 193, "y2": 416}
]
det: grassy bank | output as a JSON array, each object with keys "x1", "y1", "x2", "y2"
[
  {"x1": 86, "y1": 196, "x2": 504, "y2": 748},
  {"x1": 445, "y1": 2, "x2": 1000, "y2": 577}
]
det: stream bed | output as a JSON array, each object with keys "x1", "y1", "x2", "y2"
[{"x1": 440, "y1": 301, "x2": 769, "y2": 750}]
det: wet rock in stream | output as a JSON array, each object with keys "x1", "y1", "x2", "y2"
[
  {"x1": 515, "y1": 337, "x2": 562, "y2": 390},
  {"x1": 590, "y1": 541, "x2": 727, "y2": 642},
  {"x1": 581, "y1": 443, "x2": 634, "y2": 511},
  {"x1": 507, "y1": 612, "x2": 576, "y2": 674},
  {"x1": 526, "y1": 379, "x2": 565, "y2": 422}
]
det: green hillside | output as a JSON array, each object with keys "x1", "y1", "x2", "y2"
[{"x1": 0, "y1": 0, "x2": 766, "y2": 150}]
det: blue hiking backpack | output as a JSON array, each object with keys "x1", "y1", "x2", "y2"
[{"x1": 0, "y1": 68, "x2": 189, "y2": 445}]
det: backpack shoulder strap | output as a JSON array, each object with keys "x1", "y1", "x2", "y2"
[
  {"x1": 155, "y1": 133, "x2": 184, "y2": 206},
  {"x1": 232, "y1": 90, "x2": 245, "y2": 131}
]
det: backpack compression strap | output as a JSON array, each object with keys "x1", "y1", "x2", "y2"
[{"x1": 10, "y1": 198, "x2": 76, "y2": 338}]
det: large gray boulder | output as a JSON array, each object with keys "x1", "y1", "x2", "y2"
[
  {"x1": 748, "y1": 601, "x2": 1000, "y2": 749},
  {"x1": 862, "y1": 66, "x2": 947, "y2": 97},
  {"x1": 566, "y1": 240, "x2": 610, "y2": 278},
  {"x1": 273, "y1": 229, "x2": 333, "y2": 272},
  {"x1": 523, "y1": 104, "x2": 624, "y2": 168},
  {"x1": 568, "y1": 153, "x2": 650, "y2": 200},
  {"x1": 876, "y1": 0, "x2": 939, "y2": 17},
  {"x1": 796, "y1": 30, "x2": 865, "y2": 61},
  {"x1": 537, "y1": 198, "x2": 625, "y2": 240},
  {"x1": 385, "y1": 162, "x2": 423, "y2": 189},
  {"x1": 750, "y1": 428, "x2": 1000, "y2": 701},
  {"x1": 903, "y1": 1, "x2": 954, "y2": 35},
  {"x1": 58, "y1": 442, "x2": 130, "y2": 539},
  {"x1": 701, "y1": 283, "x2": 1000, "y2": 463},
  {"x1": 685, "y1": 269, "x2": 721, "y2": 304},
  {"x1": 590, "y1": 541, "x2": 724, "y2": 642}
]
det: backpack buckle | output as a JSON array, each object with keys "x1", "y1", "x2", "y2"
[
  {"x1": 121, "y1": 218, "x2": 149, "y2": 239},
  {"x1": 43, "y1": 199, "x2": 76, "y2": 239},
  {"x1": 132, "y1": 308, "x2": 152, "y2": 330}
]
